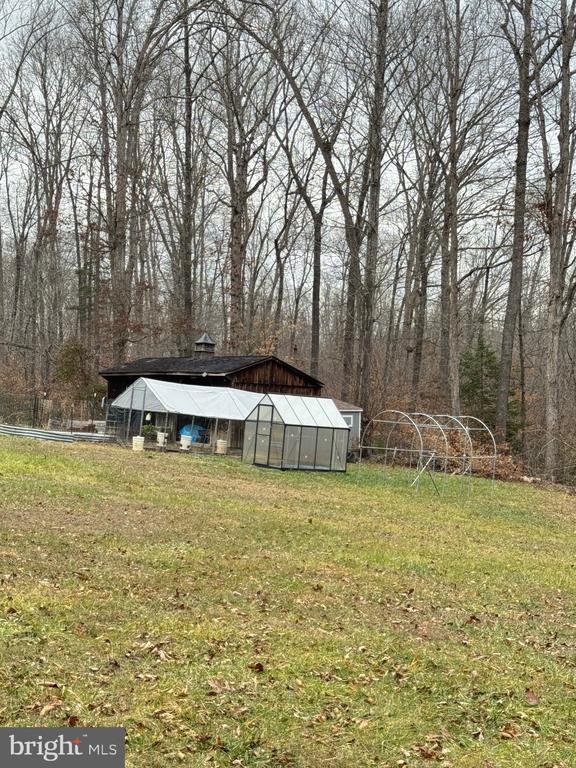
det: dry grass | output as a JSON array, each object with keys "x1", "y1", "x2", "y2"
[{"x1": 0, "y1": 437, "x2": 575, "y2": 767}]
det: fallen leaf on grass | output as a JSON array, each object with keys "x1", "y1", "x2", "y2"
[
  {"x1": 137, "y1": 639, "x2": 174, "y2": 662},
  {"x1": 40, "y1": 699, "x2": 62, "y2": 717},
  {"x1": 102, "y1": 659, "x2": 121, "y2": 675},
  {"x1": 413, "y1": 736, "x2": 444, "y2": 761},
  {"x1": 248, "y1": 661, "x2": 264, "y2": 673},
  {"x1": 207, "y1": 679, "x2": 234, "y2": 695},
  {"x1": 72, "y1": 571, "x2": 90, "y2": 581},
  {"x1": 500, "y1": 722, "x2": 520, "y2": 740},
  {"x1": 151, "y1": 709, "x2": 175, "y2": 721},
  {"x1": 525, "y1": 688, "x2": 539, "y2": 706}
]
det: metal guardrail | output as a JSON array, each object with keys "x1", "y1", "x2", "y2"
[
  {"x1": 0, "y1": 424, "x2": 74, "y2": 442},
  {"x1": 0, "y1": 424, "x2": 115, "y2": 444}
]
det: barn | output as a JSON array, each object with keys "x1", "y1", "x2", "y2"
[{"x1": 99, "y1": 333, "x2": 323, "y2": 400}]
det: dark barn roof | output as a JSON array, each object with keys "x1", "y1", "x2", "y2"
[
  {"x1": 100, "y1": 354, "x2": 323, "y2": 386},
  {"x1": 101, "y1": 355, "x2": 265, "y2": 376}
]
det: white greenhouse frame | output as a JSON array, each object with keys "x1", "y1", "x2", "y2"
[{"x1": 358, "y1": 410, "x2": 497, "y2": 493}]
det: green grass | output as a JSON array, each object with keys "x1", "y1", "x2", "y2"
[{"x1": 0, "y1": 437, "x2": 575, "y2": 767}]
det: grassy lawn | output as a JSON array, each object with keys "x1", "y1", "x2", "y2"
[{"x1": 0, "y1": 437, "x2": 575, "y2": 767}]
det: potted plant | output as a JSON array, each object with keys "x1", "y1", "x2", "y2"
[{"x1": 141, "y1": 424, "x2": 156, "y2": 442}]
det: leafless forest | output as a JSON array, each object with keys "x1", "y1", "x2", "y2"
[{"x1": 0, "y1": 0, "x2": 575, "y2": 478}]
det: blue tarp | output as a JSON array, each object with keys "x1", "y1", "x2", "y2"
[{"x1": 180, "y1": 423, "x2": 206, "y2": 442}]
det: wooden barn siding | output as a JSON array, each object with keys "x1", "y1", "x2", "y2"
[
  {"x1": 104, "y1": 360, "x2": 321, "y2": 399},
  {"x1": 230, "y1": 360, "x2": 321, "y2": 396}
]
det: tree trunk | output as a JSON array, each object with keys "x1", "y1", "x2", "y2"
[
  {"x1": 517, "y1": 299, "x2": 527, "y2": 459},
  {"x1": 359, "y1": 0, "x2": 388, "y2": 413},
  {"x1": 495, "y1": 0, "x2": 532, "y2": 442},
  {"x1": 544, "y1": 308, "x2": 561, "y2": 479},
  {"x1": 310, "y1": 213, "x2": 322, "y2": 378},
  {"x1": 0, "y1": 226, "x2": 4, "y2": 364},
  {"x1": 382, "y1": 248, "x2": 403, "y2": 403},
  {"x1": 410, "y1": 171, "x2": 436, "y2": 409},
  {"x1": 439, "y1": 187, "x2": 451, "y2": 407},
  {"x1": 110, "y1": 11, "x2": 130, "y2": 364},
  {"x1": 542, "y1": 0, "x2": 575, "y2": 479},
  {"x1": 341, "y1": 235, "x2": 361, "y2": 401},
  {"x1": 228, "y1": 160, "x2": 248, "y2": 352},
  {"x1": 448, "y1": 167, "x2": 461, "y2": 414},
  {"x1": 178, "y1": 5, "x2": 194, "y2": 355}
]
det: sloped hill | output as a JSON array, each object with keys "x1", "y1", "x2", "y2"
[{"x1": 0, "y1": 438, "x2": 574, "y2": 767}]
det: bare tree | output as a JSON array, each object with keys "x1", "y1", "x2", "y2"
[
  {"x1": 532, "y1": 0, "x2": 576, "y2": 478},
  {"x1": 495, "y1": 0, "x2": 562, "y2": 441}
]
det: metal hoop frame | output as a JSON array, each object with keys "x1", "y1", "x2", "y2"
[{"x1": 358, "y1": 410, "x2": 497, "y2": 493}]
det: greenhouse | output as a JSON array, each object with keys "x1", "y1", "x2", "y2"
[
  {"x1": 106, "y1": 377, "x2": 262, "y2": 449},
  {"x1": 242, "y1": 394, "x2": 349, "y2": 471}
]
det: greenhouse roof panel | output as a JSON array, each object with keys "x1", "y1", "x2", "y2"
[
  {"x1": 111, "y1": 378, "x2": 263, "y2": 421},
  {"x1": 268, "y1": 394, "x2": 348, "y2": 428}
]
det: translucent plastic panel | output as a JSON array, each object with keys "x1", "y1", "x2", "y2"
[
  {"x1": 254, "y1": 432, "x2": 271, "y2": 464},
  {"x1": 258, "y1": 404, "x2": 273, "y2": 422},
  {"x1": 243, "y1": 420, "x2": 257, "y2": 463},
  {"x1": 257, "y1": 420, "x2": 271, "y2": 436},
  {"x1": 283, "y1": 427, "x2": 301, "y2": 468},
  {"x1": 268, "y1": 423, "x2": 285, "y2": 467},
  {"x1": 301, "y1": 398, "x2": 332, "y2": 427},
  {"x1": 268, "y1": 394, "x2": 347, "y2": 427},
  {"x1": 246, "y1": 405, "x2": 259, "y2": 423},
  {"x1": 331, "y1": 430, "x2": 348, "y2": 470},
  {"x1": 299, "y1": 427, "x2": 317, "y2": 469},
  {"x1": 271, "y1": 396, "x2": 300, "y2": 425},
  {"x1": 315, "y1": 428, "x2": 334, "y2": 470}
]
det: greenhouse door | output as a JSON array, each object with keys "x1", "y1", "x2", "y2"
[
  {"x1": 254, "y1": 427, "x2": 270, "y2": 465},
  {"x1": 254, "y1": 404, "x2": 273, "y2": 465}
]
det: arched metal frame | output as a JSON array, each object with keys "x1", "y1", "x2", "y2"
[
  {"x1": 433, "y1": 414, "x2": 475, "y2": 485},
  {"x1": 358, "y1": 410, "x2": 497, "y2": 494}
]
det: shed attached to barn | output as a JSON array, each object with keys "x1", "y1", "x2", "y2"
[{"x1": 333, "y1": 399, "x2": 363, "y2": 449}]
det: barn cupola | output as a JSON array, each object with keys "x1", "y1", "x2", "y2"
[{"x1": 194, "y1": 332, "x2": 216, "y2": 358}]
